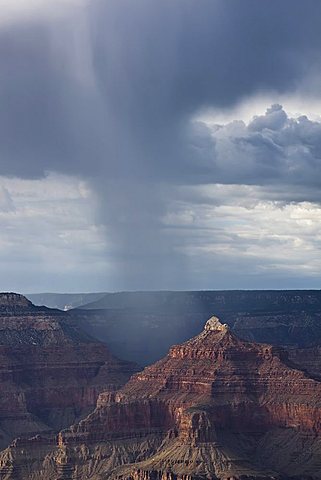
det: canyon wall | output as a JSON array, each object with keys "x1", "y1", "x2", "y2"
[
  {"x1": 0, "y1": 293, "x2": 138, "y2": 450},
  {"x1": 2, "y1": 316, "x2": 321, "y2": 479}
]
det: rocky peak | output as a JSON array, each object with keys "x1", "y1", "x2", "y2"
[
  {"x1": 43, "y1": 315, "x2": 321, "y2": 480},
  {"x1": 167, "y1": 315, "x2": 240, "y2": 361},
  {"x1": 204, "y1": 315, "x2": 229, "y2": 332}
]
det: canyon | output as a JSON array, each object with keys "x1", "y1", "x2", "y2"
[
  {"x1": 44, "y1": 290, "x2": 321, "y2": 366},
  {"x1": 2, "y1": 314, "x2": 321, "y2": 479}
]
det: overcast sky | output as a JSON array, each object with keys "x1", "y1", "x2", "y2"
[{"x1": 1, "y1": 0, "x2": 321, "y2": 293}]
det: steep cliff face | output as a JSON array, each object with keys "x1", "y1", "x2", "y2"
[
  {"x1": 0, "y1": 293, "x2": 138, "y2": 451},
  {"x1": 4, "y1": 315, "x2": 321, "y2": 480}
]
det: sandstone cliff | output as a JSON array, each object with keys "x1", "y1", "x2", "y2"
[
  {"x1": 0, "y1": 293, "x2": 138, "y2": 450},
  {"x1": 3, "y1": 315, "x2": 321, "y2": 479}
]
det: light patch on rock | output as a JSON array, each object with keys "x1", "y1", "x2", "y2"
[{"x1": 204, "y1": 316, "x2": 229, "y2": 332}]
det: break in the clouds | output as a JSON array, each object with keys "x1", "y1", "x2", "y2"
[
  {"x1": 0, "y1": 174, "x2": 109, "y2": 292},
  {"x1": 0, "y1": 0, "x2": 321, "y2": 291}
]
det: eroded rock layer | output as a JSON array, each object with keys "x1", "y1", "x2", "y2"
[
  {"x1": 2, "y1": 314, "x2": 321, "y2": 479},
  {"x1": 0, "y1": 293, "x2": 138, "y2": 450}
]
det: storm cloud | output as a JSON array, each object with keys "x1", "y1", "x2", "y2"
[{"x1": 0, "y1": 0, "x2": 321, "y2": 290}]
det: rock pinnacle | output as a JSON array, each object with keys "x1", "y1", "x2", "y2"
[{"x1": 204, "y1": 316, "x2": 229, "y2": 332}]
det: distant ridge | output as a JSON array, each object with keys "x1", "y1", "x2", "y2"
[
  {"x1": 78, "y1": 289, "x2": 321, "y2": 312},
  {"x1": 26, "y1": 292, "x2": 106, "y2": 311}
]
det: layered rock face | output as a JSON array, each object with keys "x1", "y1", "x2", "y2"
[
  {"x1": 5, "y1": 315, "x2": 321, "y2": 479},
  {"x1": 287, "y1": 345, "x2": 321, "y2": 380},
  {"x1": 0, "y1": 293, "x2": 137, "y2": 450}
]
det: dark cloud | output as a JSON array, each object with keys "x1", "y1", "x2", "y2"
[
  {"x1": 1, "y1": 0, "x2": 321, "y2": 178},
  {"x1": 1, "y1": 0, "x2": 321, "y2": 288}
]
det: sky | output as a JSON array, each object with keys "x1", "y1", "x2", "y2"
[{"x1": 0, "y1": 0, "x2": 321, "y2": 292}]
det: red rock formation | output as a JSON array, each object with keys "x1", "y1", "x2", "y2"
[
  {"x1": 287, "y1": 345, "x2": 321, "y2": 380},
  {"x1": 0, "y1": 293, "x2": 138, "y2": 451},
  {"x1": 3, "y1": 315, "x2": 321, "y2": 479}
]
